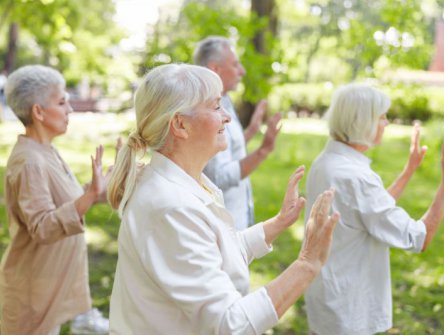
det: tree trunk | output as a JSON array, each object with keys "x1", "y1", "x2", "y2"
[
  {"x1": 5, "y1": 23, "x2": 18, "y2": 74},
  {"x1": 238, "y1": 0, "x2": 276, "y2": 128}
]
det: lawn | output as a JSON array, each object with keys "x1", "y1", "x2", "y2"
[{"x1": 1, "y1": 113, "x2": 443, "y2": 334}]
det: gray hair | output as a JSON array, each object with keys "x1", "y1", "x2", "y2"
[
  {"x1": 327, "y1": 83, "x2": 391, "y2": 147},
  {"x1": 5, "y1": 65, "x2": 65, "y2": 126},
  {"x1": 108, "y1": 63, "x2": 223, "y2": 216},
  {"x1": 193, "y1": 36, "x2": 233, "y2": 66}
]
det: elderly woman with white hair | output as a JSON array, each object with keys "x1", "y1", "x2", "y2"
[
  {"x1": 107, "y1": 63, "x2": 340, "y2": 334},
  {"x1": 0, "y1": 65, "x2": 112, "y2": 335},
  {"x1": 304, "y1": 83, "x2": 444, "y2": 335}
]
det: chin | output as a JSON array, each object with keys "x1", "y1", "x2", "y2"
[{"x1": 218, "y1": 142, "x2": 228, "y2": 152}]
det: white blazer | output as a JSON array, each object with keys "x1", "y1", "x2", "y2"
[{"x1": 110, "y1": 151, "x2": 278, "y2": 335}]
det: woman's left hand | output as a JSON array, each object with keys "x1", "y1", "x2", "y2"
[
  {"x1": 406, "y1": 122, "x2": 427, "y2": 173},
  {"x1": 276, "y1": 166, "x2": 306, "y2": 228},
  {"x1": 264, "y1": 166, "x2": 306, "y2": 246}
]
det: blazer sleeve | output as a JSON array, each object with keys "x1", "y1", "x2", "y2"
[{"x1": 146, "y1": 207, "x2": 278, "y2": 335}]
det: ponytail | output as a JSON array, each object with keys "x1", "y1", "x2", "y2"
[{"x1": 107, "y1": 132, "x2": 148, "y2": 217}]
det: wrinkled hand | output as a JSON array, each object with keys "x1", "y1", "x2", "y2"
[
  {"x1": 407, "y1": 123, "x2": 427, "y2": 173},
  {"x1": 298, "y1": 189, "x2": 340, "y2": 270},
  {"x1": 87, "y1": 145, "x2": 107, "y2": 204},
  {"x1": 259, "y1": 112, "x2": 282, "y2": 155},
  {"x1": 248, "y1": 100, "x2": 267, "y2": 136},
  {"x1": 93, "y1": 138, "x2": 123, "y2": 203},
  {"x1": 276, "y1": 166, "x2": 306, "y2": 227}
]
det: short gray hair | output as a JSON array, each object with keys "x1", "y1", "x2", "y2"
[
  {"x1": 327, "y1": 83, "x2": 391, "y2": 147},
  {"x1": 193, "y1": 36, "x2": 233, "y2": 66},
  {"x1": 5, "y1": 65, "x2": 65, "y2": 126}
]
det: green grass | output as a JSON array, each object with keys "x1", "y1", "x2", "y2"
[{"x1": 1, "y1": 114, "x2": 444, "y2": 334}]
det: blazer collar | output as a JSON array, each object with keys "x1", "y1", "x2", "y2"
[{"x1": 149, "y1": 151, "x2": 224, "y2": 206}]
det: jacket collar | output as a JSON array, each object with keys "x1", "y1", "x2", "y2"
[
  {"x1": 149, "y1": 151, "x2": 224, "y2": 207},
  {"x1": 326, "y1": 140, "x2": 372, "y2": 166}
]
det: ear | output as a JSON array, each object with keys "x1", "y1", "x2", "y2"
[
  {"x1": 31, "y1": 103, "x2": 45, "y2": 122},
  {"x1": 207, "y1": 61, "x2": 220, "y2": 74},
  {"x1": 170, "y1": 113, "x2": 189, "y2": 139}
]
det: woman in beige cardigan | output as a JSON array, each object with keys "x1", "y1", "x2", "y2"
[{"x1": 0, "y1": 65, "x2": 111, "y2": 335}]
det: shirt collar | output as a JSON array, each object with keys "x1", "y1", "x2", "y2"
[
  {"x1": 18, "y1": 135, "x2": 54, "y2": 152},
  {"x1": 149, "y1": 151, "x2": 224, "y2": 206},
  {"x1": 326, "y1": 140, "x2": 372, "y2": 166}
]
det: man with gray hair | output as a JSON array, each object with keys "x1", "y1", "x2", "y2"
[{"x1": 193, "y1": 36, "x2": 281, "y2": 230}]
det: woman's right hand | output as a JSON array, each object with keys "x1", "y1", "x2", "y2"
[
  {"x1": 88, "y1": 145, "x2": 106, "y2": 203},
  {"x1": 298, "y1": 189, "x2": 340, "y2": 271}
]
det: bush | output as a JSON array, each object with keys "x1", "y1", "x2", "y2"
[
  {"x1": 269, "y1": 82, "x2": 444, "y2": 123},
  {"x1": 268, "y1": 82, "x2": 334, "y2": 116},
  {"x1": 384, "y1": 84, "x2": 432, "y2": 122}
]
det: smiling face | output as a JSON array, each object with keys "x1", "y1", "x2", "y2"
[
  {"x1": 184, "y1": 95, "x2": 231, "y2": 159},
  {"x1": 37, "y1": 84, "x2": 72, "y2": 140}
]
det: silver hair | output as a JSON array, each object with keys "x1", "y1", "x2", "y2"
[
  {"x1": 327, "y1": 83, "x2": 391, "y2": 147},
  {"x1": 108, "y1": 63, "x2": 223, "y2": 216},
  {"x1": 5, "y1": 65, "x2": 65, "y2": 126},
  {"x1": 193, "y1": 36, "x2": 234, "y2": 66}
]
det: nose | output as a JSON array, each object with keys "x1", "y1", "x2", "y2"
[
  {"x1": 221, "y1": 107, "x2": 231, "y2": 123},
  {"x1": 67, "y1": 102, "x2": 74, "y2": 114},
  {"x1": 239, "y1": 64, "x2": 246, "y2": 76}
]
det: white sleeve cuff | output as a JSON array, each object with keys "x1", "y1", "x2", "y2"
[
  {"x1": 241, "y1": 223, "x2": 273, "y2": 260},
  {"x1": 239, "y1": 287, "x2": 279, "y2": 334}
]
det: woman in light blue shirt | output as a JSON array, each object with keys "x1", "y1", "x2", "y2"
[
  {"x1": 305, "y1": 83, "x2": 444, "y2": 335},
  {"x1": 106, "y1": 63, "x2": 339, "y2": 334}
]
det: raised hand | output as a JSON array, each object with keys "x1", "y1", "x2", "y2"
[
  {"x1": 406, "y1": 122, "x2": 427, "y2": 173},
  {"x1": 276, "y1": 166, "x2": 306, "y2": 228},
  {"x1": 89, "y1": 145, "x2": 107, "y2": 203},
  {"x1": 298, "y1": 189, "x2": 340, "y2": 270},
  {"x1": 259, "y1": 112, "x2": 282, "y2": 156},
  {"x1": 245, "y1": 100, "x2": 268, "y2": 142}
]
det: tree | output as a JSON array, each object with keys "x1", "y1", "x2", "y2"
[
  {"x1": 142, "y1": 0, "x2": 280, "y2": 126},
  {"x1": 0, "y1": 0, "x2": 126, "y2": 91}
]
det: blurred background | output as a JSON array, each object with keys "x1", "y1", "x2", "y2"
[{"x1": 2, "y1": 0, "x2": 444, "y2": 125}]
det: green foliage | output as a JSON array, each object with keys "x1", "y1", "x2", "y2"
[
  {"x1": 268, "y1": 82, "x2": 333, "y2": 115},
  {"x1": 0, "y1": 0, "x2": 128, "y2": 90},
  {"x1": 386, "y1": 84, "x2": 432, "y2": 122},
  {"x1": 142, "y1": 1, "x2": 279, "y2": 104},
  {"x1": 278, "y1": 0, "x2": 437, "y2": 81},
  {"x1": 269, "y1": 81, "x2": 444, "y2": 122}
]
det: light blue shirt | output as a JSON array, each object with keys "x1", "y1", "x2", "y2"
[
  {"x1": 204, "y1": 95, "x2": 254, "y2": 230},
  {"x1": 305, "y1": 140, "x2": 426, "y2": 335}
]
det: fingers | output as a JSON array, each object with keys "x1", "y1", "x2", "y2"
[
  {"x1": 289, "y1": 166, "x2": 305, "y2": 185},
  {"x1": 95, "y1": 145, "x2": 104, "y2": 165},
  {"x1": 286, "y1": 166, "x2": 305, "y2": 199},
  {"x1": 268, "y1": 112, "x2": 282, "y2": 127},
  {"x1": 314, "y1": 189, "x2": 334, "y2": 224},
  {"x1": 326, "y1": 211, "x2": 340, "y2": 236},
  {"x1": 411, "y1": 123, "x2": 420, "y2": 150}
]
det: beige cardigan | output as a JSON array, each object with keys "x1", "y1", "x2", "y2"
[{"x1": 0, "y1": 135, "x2": 91, "y2": 334}]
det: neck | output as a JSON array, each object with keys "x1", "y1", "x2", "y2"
[
  {"x1": 158, "y1": 147, "x2": 207, "y2": 184},
  {"x1": 345, "y1": 141, "x2": 369, "y2": 153},
  {"x1": 25, "y1": 126, "x2": 53, "y2": 144}
]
